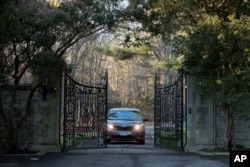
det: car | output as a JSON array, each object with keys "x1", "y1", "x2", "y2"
[{"x1": 105, "y1": 108, "x2": 148, "y2": 144}]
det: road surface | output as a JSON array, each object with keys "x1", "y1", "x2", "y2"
[{"x1": 0, "y1": 126, "x2": 229, "y2": 167}]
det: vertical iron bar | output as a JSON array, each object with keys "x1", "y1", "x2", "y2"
[
  {"x1": 105, "y1": 70, "x2": 108, "y2": 148},
  {"x1": 180, "y1": 69, "x2": 184, "y2": 151},
  {"x1": 184, "y1": 69, "x2": 188, "y2": 149},
  {"x1": 174, "y1": 83, "x2": 179, "y2": 148},
  {"x1": 154, "y1": 73, "x2": 161, "y2": 148},
  {"x1": 63, "y1": 72, "x2": 67, "y2": 152},
  {"x1": 154, "y1": 74, "x2": 157, "y2": 147}
]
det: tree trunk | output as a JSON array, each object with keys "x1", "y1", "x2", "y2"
[
  {"x1": 6, "y1": 127, "x2": 19, "y2": 153},
  {"x1": 222, "y1": 104, "x2": 236, "y2": 151}
]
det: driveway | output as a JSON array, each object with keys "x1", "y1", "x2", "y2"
[
  {"x1": 0, "y1": 150, "x2": 229, "y2": 167},
  {"x1": 0, "y1": 126, "x2": 229, "y2": 167}
]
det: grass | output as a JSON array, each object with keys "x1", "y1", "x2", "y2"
[
  {"x1": 145, "y1": 121, "x2": 154, "y2": 126},
  {"x1": 155, "y1": 127, "x2": 186, "y2": 149},
  {"x1": 60, "y1": 130, "x2": 99, "y2": 146}
]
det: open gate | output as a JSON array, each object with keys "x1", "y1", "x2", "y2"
[
  {"x1": 154, "y1": 68, "x2": 186, "y2": 151},
  {"x1": 61, "y1": 71, "x2": 108, "y2": 151}
]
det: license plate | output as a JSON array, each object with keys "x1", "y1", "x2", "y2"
[{"x1": 119, "y1": 131, "x2": 130, "y2": 136}]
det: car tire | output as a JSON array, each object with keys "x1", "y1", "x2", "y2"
[
  {"x1": 138, "y1": 139, "x2": 145, "y2": 144},
  {"x1": 104, "y1": 138, "x2": 111, "y2": 144}
]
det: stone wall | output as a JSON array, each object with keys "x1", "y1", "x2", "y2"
[
  {"x1": 0, "y1": 86, "x2": 32, "y2": 153},
  {"x1": 28, "y1": 84, "x2": 61, "y2": 152},
  {"x1": 0, "y1": 77, "x2": 61, "y2": 153},
  {"x1": 216, "y1": 111, "x2": 250, "y2": 148},
  {"x1": 185, "y1": 75, "x2": 216, "y2": 152},
  {"x1": 185, "y1": 75, "x2": 250, "y2": 152}
]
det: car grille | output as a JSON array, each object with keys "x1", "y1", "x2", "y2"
[{"x1": 114, "y1": 126, "x2": 134, "y2": 131}]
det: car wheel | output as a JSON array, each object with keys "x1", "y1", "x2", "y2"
[
  {"x1": 104, "y1": 138, "x2": 111, "y2": 144},
  {"x1": 138, "y1": 139, "x2": 145, "y2": 144}
]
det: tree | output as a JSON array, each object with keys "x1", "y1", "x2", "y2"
[
  {"x1": 0, "y1": 0, "x2": 130, "y2": 153},
  {"x1": 66, "y1": 36, "x2": 109, "y2": 85},
  {"x1": 135, "y1": 0, "x2": 250, "y2": 149},
  {"x1": 184, "y1": 16, "x2": 250, "y2": 149},
  {"x1": 0, "y1": 0, "x2": 63, "y2": 153}
]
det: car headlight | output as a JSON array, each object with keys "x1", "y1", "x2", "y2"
[
  {"x1": 134, "y1": 123, "x2": 143, "y2": 130},
  {"x1": 107, "y1": 124, "x2": 114, "y2": 130}
]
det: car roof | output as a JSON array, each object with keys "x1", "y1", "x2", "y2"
[{"x1": 108, "y1": 108, "x2": 140, "y2": 112}]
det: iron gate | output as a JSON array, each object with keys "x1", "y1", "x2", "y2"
[
  {"x1": 154, "y1": 68, "x2": 186, "y2": 151},
  {"x1": 62, "y1": 71, "x2": 108, "y2": 151}
]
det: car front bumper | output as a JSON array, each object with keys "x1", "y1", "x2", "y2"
[{"x1": 107, "y1": 130, "x2": 145, "y2": 141}]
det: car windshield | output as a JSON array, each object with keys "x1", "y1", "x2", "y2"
[{"x1": 108, "y1": 110, "x2": 142, "y2": 121}]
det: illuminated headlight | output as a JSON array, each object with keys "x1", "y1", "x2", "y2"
[
  {"x1": 134, "y1": 124, "x2": 143, "y2": 130},
  {"x1": 107, "y1": 124, "x2": 114, "y2": 130}
]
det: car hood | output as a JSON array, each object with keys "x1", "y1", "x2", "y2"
[{"x1": 107, "y1": 120, "x2": 143, "y2": 126}]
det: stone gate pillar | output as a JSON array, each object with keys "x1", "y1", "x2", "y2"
[
  {"x1": 184, "y1": 75, "x2": 216, "y2": 152},
  {"x1": 29, "y1": 77, "x2": 62, "y2": 152}
]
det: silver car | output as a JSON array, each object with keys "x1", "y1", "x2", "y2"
[{"x1": 106, "y1": 108, "x2": 148, "y2": 144}]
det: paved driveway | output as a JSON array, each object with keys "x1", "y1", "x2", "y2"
[
  {"x1": 0, "y1": 126, "x2": 229, "y2": 167},
  {"x1": 0, "y1": 149, "x2": 229, "y2": 167}
]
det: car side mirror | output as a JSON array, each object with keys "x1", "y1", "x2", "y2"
[{"x1": 143, "y1": 118, "x2": 149, "y2": 122}]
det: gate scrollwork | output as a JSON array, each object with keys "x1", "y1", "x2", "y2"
[
  {"x1": 154, "y1": 68, "x2": 186, "y2": 151},
  {"x1": 62, "y1": 71, "x2": 108, "y2": 151}
]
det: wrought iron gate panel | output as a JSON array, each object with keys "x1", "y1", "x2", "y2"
[
  {"x1": 154, "y1": 69, "x2": 185, "y2": 151},
  {"x1": 62, "y1": 72, "x2": 107, "y2": 151}
]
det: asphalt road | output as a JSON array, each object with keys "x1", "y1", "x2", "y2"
[{"x1": 0, "y1": 126, "x2": 229, "y2": 167}]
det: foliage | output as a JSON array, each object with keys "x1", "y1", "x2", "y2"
[
  {"x1": 0, "y1": 0, "x2": 66, "y2": 153},
  {"x1": 183, "y1": 7, "x2": 250, "y2": 120},
  {"x1": 139, "y1": 0, "x2": 250, "y2": 106},
  {"x1": 0, "y1": 0, "x2": 132, "y2": 153},
  {"x1": 134, "y1": 0, "x2": 250, "y2": 148},
  {"x1": 97, "y1": 44, "x2": 152, "y2": 60}
]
